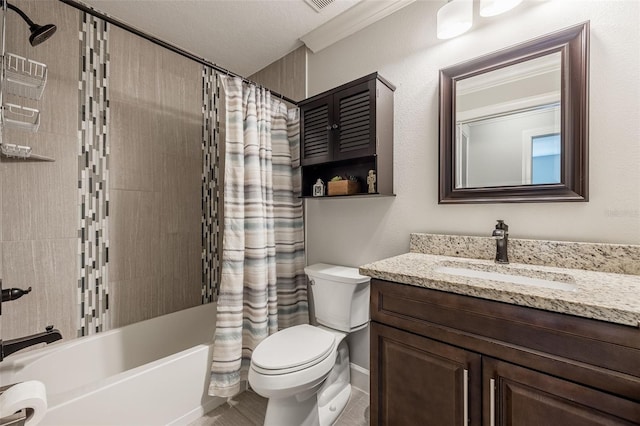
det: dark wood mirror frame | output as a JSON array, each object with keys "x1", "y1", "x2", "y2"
[{"x1": 439, "y1": 22, "x2": 589, "y2": 204}]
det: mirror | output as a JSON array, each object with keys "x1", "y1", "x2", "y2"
[{"x1": 439, "y1": 22, "x2": 589, "y2": 203}]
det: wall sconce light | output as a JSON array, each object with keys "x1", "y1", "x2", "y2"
[
  {"x1": 479, "y1": 0, "x2": 523, "y2": 17},
  {"x1": 437, "y1": 0, "x2": 473, "y2": 40}
]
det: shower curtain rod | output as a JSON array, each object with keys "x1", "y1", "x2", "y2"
[{"x1": 58, "y1": 0, "x2": 299, "y2": 106}]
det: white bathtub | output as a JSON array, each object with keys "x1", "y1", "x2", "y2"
[{"x1": 0, "y1": 303, "x2": 225, "y2": 425}]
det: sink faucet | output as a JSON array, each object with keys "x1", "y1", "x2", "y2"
[
  {"x1": 0, "y1": 326, "x2": 62, "y2": 361},
  {"x1": 492, "y1": 220, "x2": 509, "y2": 264}
]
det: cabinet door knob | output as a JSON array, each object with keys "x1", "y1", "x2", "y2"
[
  {"x1": 325, "y1": 125, "x2": 332, "y2": 130},
  {"x1": 332, "y1": 124, "x2": 339, "y2": 130}
]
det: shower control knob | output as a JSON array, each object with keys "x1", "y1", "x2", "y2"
[{"x1": 1, "y1": 286, "x2": 32, "y2": 302}]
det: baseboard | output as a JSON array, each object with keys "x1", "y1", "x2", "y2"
[{"x1": 349, "y1": 363, "x2": 370, "y2": 394}]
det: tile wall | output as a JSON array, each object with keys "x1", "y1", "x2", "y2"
[
  {"x1": 0, "y1": 0, "x2": 205, "y2": 342},
  {"x1": 1, "y1": 0, "x2": 80, "y2": 341},
  {"x1": 108, "y1": 26, "x2": 203, "y2": 328},
  {"x1": 249, "y1": 45, "x2": 307, "y2": 102}
]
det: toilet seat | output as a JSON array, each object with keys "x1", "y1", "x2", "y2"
[{"x1": 251, "y1": 325, "x2": 336, "y2": 375}]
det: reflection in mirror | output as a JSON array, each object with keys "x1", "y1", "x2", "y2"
[
  {"x1": 439, "y1": 22, "x2": 589, "y2": 203},
  {"x1": 455, "y1": 52, "x2": 561, "y2": 188}
]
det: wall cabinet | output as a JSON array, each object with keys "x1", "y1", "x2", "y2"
[
  {"x1": 299, "y1": 73, "x2": 395, "y2": 197},
  {"x1": 370, "y1": 279, "x2": 640, "y2": 425}
]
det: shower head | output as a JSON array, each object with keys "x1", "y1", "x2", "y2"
[
  {"x1": 1, "y1": 0, "x2": 57, "y2": 46},
  {"x1": 28, "y1": 23, "x2": 57, "y2": 46}
]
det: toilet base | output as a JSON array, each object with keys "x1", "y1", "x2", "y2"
[
  {"x1": 264, "y1": 393, "x2": 321, "y2": 426},
  {"x1": 262, "y1": 340, "x2": 351, "y2": 426},
  {"x1": 318, "y1": 383, "x2": 351, "y2": 426}
]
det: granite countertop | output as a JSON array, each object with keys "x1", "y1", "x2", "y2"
[{"x1": 360, "y1": 252, "x2": 640, "y2": 328}]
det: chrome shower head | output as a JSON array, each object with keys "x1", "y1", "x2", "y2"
[
  {"x1": 1, "y1": 0, "x2": 57, "y2": 46},
  {"x1": 29, "y1": 23, "x2": 57, "y2": 46}
]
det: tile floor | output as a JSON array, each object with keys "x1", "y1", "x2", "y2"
[{"x1": 189, "y1": 387, "x2": 369, "y2": 426}]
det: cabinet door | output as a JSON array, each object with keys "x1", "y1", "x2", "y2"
[
  {"x1": 300, "y1": 96, "x2": 333, "y2": 166},
  {"x1": 371, "y1": 322, "x2": 481, "y2": 426},
  {"x1": 333, "y1": 81, "x2": 376, "y2": 161},
  {"x1": 484, "y1": 358, "x2": 640, "y2": 426}
]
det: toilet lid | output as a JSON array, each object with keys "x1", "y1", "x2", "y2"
[{"x1": 252, "y1": 325, "x2": 336, "y2": 374}]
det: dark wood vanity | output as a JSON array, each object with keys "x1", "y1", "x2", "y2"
[{"x1": 370, "y1": 278, "x2": 640, "y2": 425}]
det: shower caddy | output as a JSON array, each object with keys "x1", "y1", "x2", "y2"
[{"x1": 0, "y1": 2, "x2": 52, "y2": 161}]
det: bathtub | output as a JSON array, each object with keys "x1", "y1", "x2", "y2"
[{"x1": 0, "y1": 303, "x2": 225, "y2": 425}]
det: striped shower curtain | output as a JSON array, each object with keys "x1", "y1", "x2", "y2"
[{"x1": 209, "y1": 77, "x2": 307, "y2": 397}]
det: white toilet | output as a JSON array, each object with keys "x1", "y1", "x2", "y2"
[{"x1": 248, "y1": 263, "x2": 371, "y2": 426}]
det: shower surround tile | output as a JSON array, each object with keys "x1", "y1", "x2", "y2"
[
  {"x1": 108, "y1": 100, "x2": 159, "y2": 192},
  {"x1": 108, "y1": 189, "x2": 161, "y2": 283},
  {"x1": 1, "y1": 239, "x2": 78, "y2": 342},
  {"x1": 109, "y1": 27, "x2": 159, "y2": 103},
  {"x1": 1, "y1": 133, "x2": 78, "y2": 242},
  {"x1": 0, "y1": 0, "x2": 81, "y2": 343},
  {"x1": 77, "y1": 12, "x2": 110, "y2": 336},
  {"x1": 159, "y1": 231, "x2": 202, "y2": 313},
  {"x1": 201, "y1": 67, "x2": 222, "y2": 303},
  {"x1": 3, "y1": 0, "x2": 79, "y2": 138},
  {"x1": 108, "y1": 25, "x2": 204, "y2": 328},
  {"x1": 109, "y1": 277, "x2": 162, "y2": 329}
]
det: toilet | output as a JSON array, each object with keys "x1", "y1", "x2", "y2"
[{"x1": 248, "y1": 263, "x2": 371, "y2": 426}]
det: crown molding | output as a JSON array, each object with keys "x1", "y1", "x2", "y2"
[{"x1": 300, "y1": 0, "x2": 416, "y2": 53}]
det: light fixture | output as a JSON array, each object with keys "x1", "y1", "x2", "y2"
[
  {"x1": 479, "y1": 0, "x2": 523, "y2": 17},
  {"x1": 437, "y1": 0, "x2": 473, "y2": 40}
]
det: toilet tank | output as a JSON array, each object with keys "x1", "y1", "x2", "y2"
[{"x1": 305, "y1": 263, "x2": 371, "y2": 333}]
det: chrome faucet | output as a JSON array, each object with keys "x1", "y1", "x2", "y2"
[
  {"x1": 0, "y1": 326, "x2": 62, "y2": 361},
  {"x1": 492, "y1": 220, "x2": 509, "y2": 264}
]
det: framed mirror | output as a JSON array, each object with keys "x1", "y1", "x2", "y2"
[{"x1": 439, "y1": 22, "x2": 589, "y2": 203}]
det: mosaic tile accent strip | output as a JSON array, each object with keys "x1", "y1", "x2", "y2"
[
  {"x1": 77, "y1": 13, "x2": 110, "y2": 336},
  {"x1": 202, "y1": 67, "x2": 222, "y2": 303}
]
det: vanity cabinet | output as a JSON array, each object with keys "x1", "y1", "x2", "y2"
[
  {"x1": 370, "y1": 279, "x2": 640, "y2": 425},
  {"x1": 373, "y1": 322, "x2": 481, "y2": 425},
  {"x1": 299, "y1": 73, "x2": 394, "y2": 197}
]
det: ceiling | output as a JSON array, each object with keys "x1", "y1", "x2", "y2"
[{"x1": 81, "y1": 0, "x2": 365, "y2": 76}]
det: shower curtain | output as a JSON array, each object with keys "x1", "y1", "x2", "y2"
[{"x1": 209, "y1": 77, "x2": 307, "y2": 397}]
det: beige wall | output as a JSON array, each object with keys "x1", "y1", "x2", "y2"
[
  {"x1": 306, "y1": 1, "x2": 640, "y2": 370},
  {"x1": 306, "y1": 0, "x2": 640, "y2": 265},
  {"x1": 1, "y1": 2, "x2": 204, "y2": 343},
  {"x1": 249, "y1": 45, "x2": 307, "y2": 102}
]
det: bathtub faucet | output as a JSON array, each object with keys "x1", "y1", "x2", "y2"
[{"x1": 0, "y1": 326, "x2": 62, "y2": 361}]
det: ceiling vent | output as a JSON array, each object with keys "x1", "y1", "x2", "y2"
[{"x1": 304, "y1": 0, "x2": 335, "y2": 13}]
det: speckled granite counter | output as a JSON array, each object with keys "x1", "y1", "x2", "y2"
[{"x1": 360, "y1": 236, "x2": 640, "y2": 328}]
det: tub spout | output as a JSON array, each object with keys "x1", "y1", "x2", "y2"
[{"x1": 0, "y1": 326, "x2": 62, "y2": 361}]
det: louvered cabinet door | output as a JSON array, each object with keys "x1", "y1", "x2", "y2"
[
  {"x1": 300, "y1": 97, "x2": 333, "y2": 166},
  {"x1": 333, "y1": 81, "x2": 376, "y2": 161}
]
